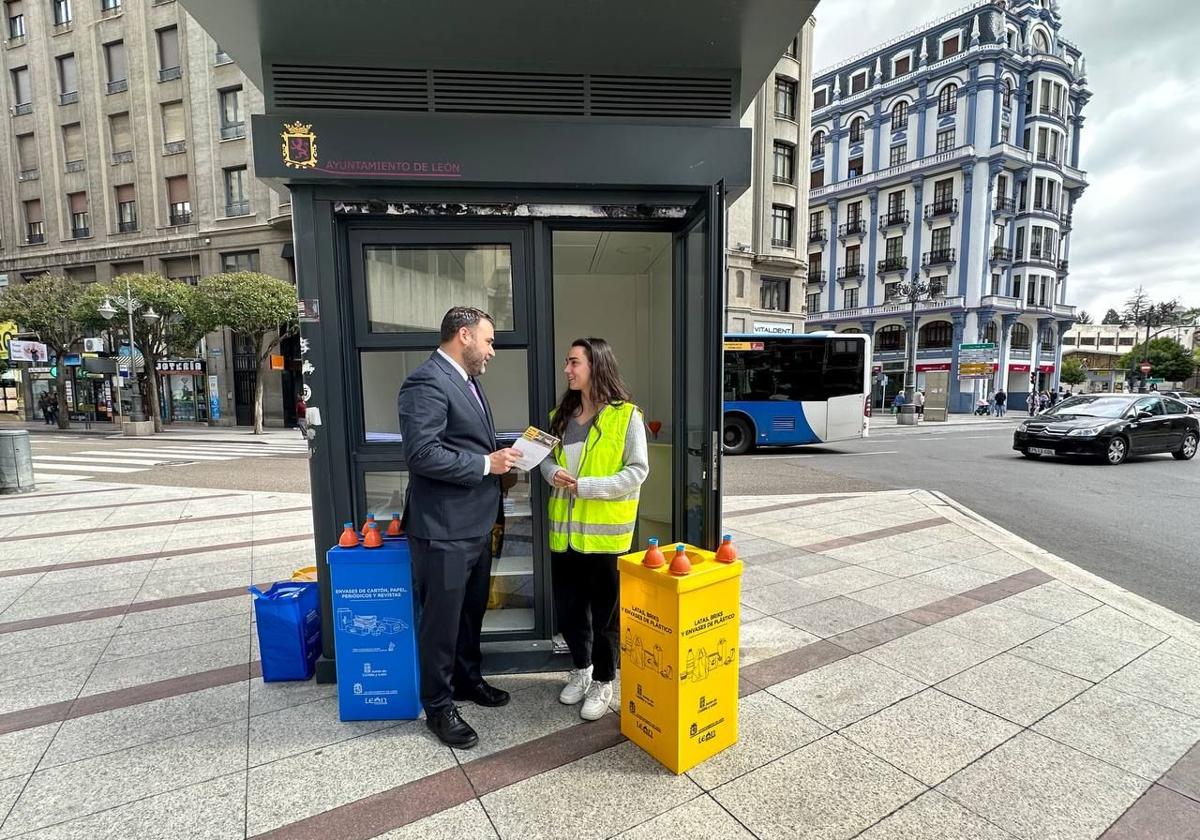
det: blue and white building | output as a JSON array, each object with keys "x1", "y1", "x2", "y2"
[{"x1": 804, "y1": 0, "x2": 1089, "y2": 412}]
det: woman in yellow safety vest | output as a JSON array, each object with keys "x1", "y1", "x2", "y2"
[{"x1": 540, "y1": 337, "x2": 648, "y2": 721}]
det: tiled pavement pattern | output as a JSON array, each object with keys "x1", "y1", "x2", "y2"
[{"x1": 0, "y1": 483, "x2": 1198, "y2": 838}]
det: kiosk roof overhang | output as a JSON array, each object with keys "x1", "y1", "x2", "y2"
[{"x1": 180, "y1": 0, "x2": 817, "y2": 116}]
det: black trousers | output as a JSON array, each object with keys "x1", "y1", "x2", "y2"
[
  {"x1": 408, "y1": 534, "x2": 492, "y2": 715},
  {"x1": 551, "y1": 548, "x2": 620, "y2": 682}
]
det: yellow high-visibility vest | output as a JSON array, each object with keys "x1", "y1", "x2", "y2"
[{"x1": 547, "y1": 402, "x2": 641, "y2": 554}]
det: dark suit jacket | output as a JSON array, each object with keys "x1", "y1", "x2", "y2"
[{"x1": 398, "y1": 352, "x2": 501, "y2": 541}]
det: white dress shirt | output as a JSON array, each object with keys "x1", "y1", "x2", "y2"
[{"x1": 437, "y1": 348, "x2": 491, "y2": 476}]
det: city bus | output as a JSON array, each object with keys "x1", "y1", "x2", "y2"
[{"x1": 722, "y1": 332, "x2": 871, "y2": 455}]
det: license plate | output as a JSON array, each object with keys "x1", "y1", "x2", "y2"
[{"x1": 1029, "y1": 447, "x2": 1055, "y2": 456}]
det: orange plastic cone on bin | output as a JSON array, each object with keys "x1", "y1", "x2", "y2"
[
  {"x1": 715, "y1": 535, "x2": 737, "y2": 563},
  {"x1": 642, "y1": 537, "x2": 665, "y2": 569},
  {"x1": 386, "y1": 512, "x2": 403, "y2": 537},
  {"x1": 668, "y1": 543, "x2": 691, "y2": 576},
  {"x1": 338, "y1": 521, "x2": 359, "y2": 548},
  {"x1": 363, "y1": 521, "x2": 383, "y2": 548},
  {"x1": 360, "y1": 513, "x2": 376, "y2": 536}
]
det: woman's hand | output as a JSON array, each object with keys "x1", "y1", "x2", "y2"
[{"x1": 552, "y1": 470, "x2": 577, "y2": 493}]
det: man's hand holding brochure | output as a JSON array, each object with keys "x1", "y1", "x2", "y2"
[{"x1": 511, "y1": 426, "x2": 560, "y2": 472}]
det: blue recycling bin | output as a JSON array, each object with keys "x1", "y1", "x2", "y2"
[{"x1": 326, "y1": 538, "x2": 422, "y2": 721}]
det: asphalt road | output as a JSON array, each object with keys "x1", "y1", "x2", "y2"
[{"x1": 723, "y1": 418, "x2": 1200, "y2": 623}]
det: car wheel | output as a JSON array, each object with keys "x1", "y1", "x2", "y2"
[
  {"x1": 1104, "y1": 436, "x2": 1128, "y2": 465},
  {"x1": 1020, "y1": 449, "x2": 1041, "y2": 459},
  {"x1": 723, "y1": 416, "x2": 754, "y2": 456},
  {"x1": 1173, "y1": 431, "x2": 1198, "y2": 461}
]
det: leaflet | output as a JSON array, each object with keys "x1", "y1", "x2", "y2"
[{"x1": 512, "y1": 426, "x2": 560, "y2": 471}]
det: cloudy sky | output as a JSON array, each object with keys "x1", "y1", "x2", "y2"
[{"x1": 810, "y1": 0, "x2": 1199, "y2": 321}]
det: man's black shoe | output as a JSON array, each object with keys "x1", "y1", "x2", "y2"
[
  {"x1": 452, "y1": 681, "x2": 511, "y2": 707},
  {"x1": 426, "y1": 706, "x2": 479, "y2": 749}
]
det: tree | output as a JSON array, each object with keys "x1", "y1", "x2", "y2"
[
  {"x1": 1118, "y1": 337, "x2": 1196, "y2": 383},
  {"x1": 87, "y1": 274, "x2": 213, "y2": 432},
  {"x1": 198, "y1": 272, "x2": 298, "y2": 434},
  {"x1": 1101, "y1": 308, "x2": 1122, "y2": 325},
  {"x1": 0, "y1": 274, "x2": 94, "y2": 429},
  {"x1": 1059, "y1": 356, "x2": 1088, "y2": 386},
  {"x1": 1074, "y1": 309, "x2": 1093, "y2": 325},
  {"x1": 1121, "y1": 286, "x2": 1152, "y2": 326}
]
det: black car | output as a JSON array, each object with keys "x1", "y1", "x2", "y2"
[{"x1": 1013, "y1": 394, "x2": 1199, "y2": 465}]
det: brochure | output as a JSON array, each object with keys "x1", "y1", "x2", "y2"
[{"x1": 512, "y1": 426, "x2": 560, "y2": 471}]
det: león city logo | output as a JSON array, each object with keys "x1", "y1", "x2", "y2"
[{"x1": 281, "y1": 121, "x2": 317, "y2": 169}]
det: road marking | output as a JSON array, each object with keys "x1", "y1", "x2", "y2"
[
  {"x1": 26, "y1": 472, "x2": 89, "y2": 482},
  {"x1": 32, "y1": 455, "x2": 170, "y2": 466},
  {"x1": 30, "y1": 462, "x2": 144, "y2": 474}
]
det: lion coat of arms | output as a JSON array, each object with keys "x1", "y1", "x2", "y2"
[{"x1": 281, "y1": 121, "x2": 317, "y2": 169}]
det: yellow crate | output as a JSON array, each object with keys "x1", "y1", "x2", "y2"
[{"x1": 618, "y1": 542, "x2": 743, "y2": 774}]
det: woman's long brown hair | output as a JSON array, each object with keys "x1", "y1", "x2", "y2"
[{"x1": 550, "y1": 337, "x2": 633, "y2": 440}]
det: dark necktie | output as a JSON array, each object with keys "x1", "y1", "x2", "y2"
[{"x1": 467, "y1": 376, "x2": 486, "y2": 415}]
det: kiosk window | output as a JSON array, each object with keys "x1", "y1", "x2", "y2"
[{"x1": 365, "y1": 245, "x2": 515, "y2": 333}]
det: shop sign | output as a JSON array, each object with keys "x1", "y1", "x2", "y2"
[
  {"x1": 156, "y1": 359, "x2": 205, "y2": 373},
  {"x1": 1009, "y1": 364, "x2": 1030, "y2": 372},
  {"x1": 208, "y1": 375, "x2": 220, "y2": 421},
  {"x1": 270, "y1": 354, "x2": 285, "y2": 370},
  {"x1": 915, "y1": 363, "x2": 951, "y2": 372},
  {"x1": 0, "y1": 321, "x2": 16, "y2": 361},
  {"x1": 7, "y1": 340, "x2": 48, "y2": 363},
  {"x1": 753, "y1": 321, "x2": 793, "y2": 335}
]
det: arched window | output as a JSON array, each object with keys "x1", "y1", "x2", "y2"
[
  {"x1": 981, "y1": 321, "x2": 998, "y2": 345},
  {"x1": 1007, "y1": 29, "x2": 1018, "y2": 51},
  {"x1": 1003, "y1": 80, "x2": 1014, "y2": 110},
  {"x1": 839, "y1": 327, "x2": 863, "y2": 334},
  {"x1": 918, "y1": 320, "x2": 953, "y2": 349},
  {"x1": 811, "y1": 131, "x2": 825, "y2": 157},
  {"x1": 876, "y1": 324, "x2": 906, "y2": 352},
  {"x1": 1033, "y1": 30, "x2": 1050, "y2": 53},
  {"x1": 849, "y1": 116, "x2": 865, "y2": 144},
  {"x1": 890, "y1": 101, "x2": 908, "y2": 131},
  {"x1": 1011, "y1": 322, "x2": 1031, "y2": 349},
  {"x1": 938, "y1": 83, "x2": 958, "y2": 115}
]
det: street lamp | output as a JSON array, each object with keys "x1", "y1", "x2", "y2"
[
  {"x1": 887, "y1": 272, "x2": 943, "y2": 425},
  {"x1": 98, "y1": 276, "x2": 160, "y2": 422}
]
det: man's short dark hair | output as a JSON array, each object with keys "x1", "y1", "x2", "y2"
[{"x1": 440, "y1": 306, "x2": 495, "y2": 343}]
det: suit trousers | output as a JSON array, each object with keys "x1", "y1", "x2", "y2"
[
  {"x1": 408, "y1": 534, "x2": 492, "y2": 714},
  {"x1": 551, "y1": 548, "x2": 620, "y2": 682}
]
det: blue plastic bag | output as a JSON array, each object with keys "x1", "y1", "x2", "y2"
[{"x1": 249, "y1": 582, "x2": 321, "y2": 682}]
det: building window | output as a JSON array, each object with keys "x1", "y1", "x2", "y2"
[
  {"x1": 876, "y1": 324, "x2": 905, "y2": 352},
  {"x1": 23, "y1": 198, "x2": 43, "y2": 243},
  {"x1": 221, "y1": 250, "x2": 259, "y2": 273},
  {"x1": 61, "y1": 123, "x2": 84, "y2": 169},
  {"x1": 813, "y1": 88, "x2": 828, "y2": 109},
  {"x1": 846, "y1": 202, "x2": 862, "y2": 226},
  {"x1": 933, "y1": 178, "x2": 954, "y2": 207},
  {"x1": 56, "y1": 53, "x2": 77, "y2": 104},
  {"x1": 893, "y1": 55, "x2": 911, "y2": 76},
  {"x1": 849, "y1": 116, "x2": 864, "y2": 144},
  {"x1": 735, "y1": 270, "x2": 745, "y2": 298},
  {"x1": 215, "y1": 44, "x2": 233, "y2": 64},
  {"x1": 1011, "y1": 323, "x2": 1033, "y2": 350},
  {"x1": 889, "y1": 144, "x2": 906, "y2": 167},
  {"x1": 774, "y1": 77, "x2": 796, "y2": 119},
  {"x1": 810, "y1": 167, "x2": 824, "y2": 189},
  {"x1": 771, "y1": 205, "x2": 794, "y2": 247},
  {"x1": 115, "y1": 184, "x2": 136, "y2": 232},
  {"x1": 219, "y1": 86, "x2": 245, "y2": 140},
  {"x1": 885, "y1": 236, "x2": 903, "y2": 261},
  {"x1": 167, "y1": 175, "x2": 191, "y2": 224},
  {"x1": 847, "y1": 155, "x2": 864, "y2": 178},
  {"x1": 991, "y1": 273, "x2": 1001, "y2": 295},
  {"x1": 941, "y1": 34, "x2": 960, "y2": 59},
  {"x1": 1118, "y1": 336, "x2": 1135, "y2": 346},
  {"x1": 223, "y1": 166, "x2": 250, "y2": 216},
  {"x1": 982, "y1": 321, "x2": 998, "y2": 344},
  {"x1": 104, "y1": 41, "x2": 128, "y2": 93},
  {"x1": 52, "y1": 0, "x2": 70, "y2": 26},
  {"x1": 11, "y1": 66, "x2": 30, "y2": 110},
  {"x1": 157, "y1": 26, "x2": 181, "y2": 81},
  {"x1": 890, "y1": 100, "x2": 908, "y2": 131},
  {"x1": 1003, "y1": 79, "x2": 1014, "y2": 110},
  {"x1": 772, "y1": 141, "x2": 795, "y2": 184},
  {"x1": 930, "y1": 226, "x2": 952, "y2": 253},
  {"x1": 7, "y1": 3, "x2": 25, "y2": 39},
  {"x1": 844, "y1": 287, "x2": 859, "y2": 309},
  {"x1": 68, "y1": 191, "x2": 89, "y2": 238},
  {"x1": 844, "y1": 244, "x2": 861, "y2": 272},
  {"x1": 1033, "y1": 30, "x2": 1050, "y2": 53},
  {"x1": 760, "y1": 277, "x2": 789, "y2": 311},
  {"x1": 806, "y1": 291, "x2": 821, "y2": 314},
  {"x1": 850, "y1": 71, "x2": 867, "y2": 95},
  {"x1": 918, "y1": 320, "x2": 953, "y2": 349},
  {"x1": 809, "y1": 210, "x2": 822, "y2": 236},
  {"x1": 808, "y1": 253, "x2": 822, "y2": 277},
  {"x1": 938, "y1": 83, "x2": 958, "y2": 115},
  {"x1": 936, "y1": 127, "x2": 956, "y2": 152},
  {"x1": 100, "y1": 0, "x2": 120, "y2": 10},
  {"x1": 810, "y1": 131, "x2": 825, "y2": 157}
]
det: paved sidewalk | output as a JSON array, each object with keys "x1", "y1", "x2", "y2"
[
  {"x1": 0, "y1": 480, "x2": 1197, "y2": 838},
  {"x1": 0, "y1": 416, "x2": 305, "y2": 445}
]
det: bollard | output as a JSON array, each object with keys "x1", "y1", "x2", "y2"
[
  {"x1": 0, "y1": 430, "x2": 35, "y2": 495},
  {"x1": 618, "y1": 541, "x2": 743, "y2": 774}
]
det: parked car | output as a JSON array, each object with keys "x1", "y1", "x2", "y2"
[
  {"x1": 1013, "y1": 394, "x2": 1199, "y2": 465},
  {"x1": 1159, "y1": 390, "x2": 1200, "y2": 411}
]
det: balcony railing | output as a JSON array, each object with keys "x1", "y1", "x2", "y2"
[
  {"x1": 770, "y1": 237, "x2": 793, "y2": 248},
  {"x1": 1026, "y1": 253, "x2": 1057, "y2": 266},
  {"x1": 807, "y1": 270, "x2": 827, "y2": 285},
  {"x1": 11, "y1": 102, "x2": 31, "y2": 115},
  {"x1": 71, "y1": 226, "x2": 90, "y2": 239},
  {"x1": 924, "y1": 199, "x2": 958, "y2": 220},
  {"x1": 18, "y1": 167, "x2": 38, "y2": 181},
  {"x1": 994, "y1": 197, "x2": 1016, "y2": 214},
  {"x1": 810, "y1": 144, "x2": 975, "y2": 200},
  {"x1": 876, "y1": 256, "x2": 908, "y2": 274},
  {"x1": 817, "y1": 294, "x2": 967, "y2": 323},
  {"x1": 163, "y1": 140, "x2": 187, "y2": 155},
  {"x1": 1061, "y1": 212, "x2": 1073, "y2": 229},
  {"x1": 117, "y1": 220, "x2": 137, "y2": 233},
  {"x1": 220, "y1": 123, "x2": 246, "y2": 140},
  {"x1": 225, "y1": 201, "x2": 251, "y2": 217},
  {"x1": 1057, "y1": 259, "x2": 1069, "y2": 273},
  {"x1": 836, "y1": 264, "x2": 865, "y2": 281},
  {"x1": 59, "y1": 91, "x2": 78, "y2": 105},
  {"x1": 111, "y1": 150, "x2": 133, "y2": 164},
  {"x1": 106, "y1": 79, "x2": 128, "y2": 94},
  {"x1": 990, "y1": 246, "x2": 1012, "y2": 262},
  {"x1": 25, "y1": 232, "x2": 44, "y2": 244},
  {"x1": 65, "y1": 159, "x2": 85, "y2": 173},
  {"x1": 1039, "y1": 104, "x2": 1063, "y2": 120},
  {"x1": 922, "y1": 248, "x2": 957, "y2": 267},
  {"x1": 169, "y1": 211, "x2": 192, "y2": 226},
  {"x1": 838, "y1": 219, "x2": 866, "y2": 238},
  {"x1": 980, "y1": 294, "x2": 1021, "y2": 310},
  {"x1": 808, "y1": 227, "x2": 827, "y2": 243},
  {"x1": 159, "y1": 66, "x2": 182, "y2": 82},
  {"x1": 879, "y1": 210, "x2": 909, "y2": 228},
  {"x1": 1035, "y1": 151, "x2": 1061, "y2": 165}
]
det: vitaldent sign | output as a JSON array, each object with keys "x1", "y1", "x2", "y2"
[{"x1": 753, "y1": 321, "x2": 793, "y2": 335}]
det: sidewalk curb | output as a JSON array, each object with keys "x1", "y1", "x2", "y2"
[{"x1": 921, "y1": 487, "x2": 1200, "y2": 651}]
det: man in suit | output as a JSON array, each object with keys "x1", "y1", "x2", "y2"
[{"x1": 398, "y1": 306, "x2": 521, "y2": 748}]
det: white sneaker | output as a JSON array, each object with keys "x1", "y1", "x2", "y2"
[
  {"x1": 580, "y1": 680, "x2": 613, "y2": 721},
  {"x1": 559, "y1": 666, "x2": 592, "y2": 705}
]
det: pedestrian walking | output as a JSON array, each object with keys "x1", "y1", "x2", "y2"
[
  {"x1": 1039, "y1": 391, "x2": 1050, "y2": 411},
  {"x1": 915, "y1": 389, "x2": 925, "y2": 417},
  {"x1": 397, "y1": 306, "x2": 521, "y2": 749},
  {"x1": 994, "y1": 389, "x2": 1007, "y2": 417},
  {"x1": 294, "y1": 396, "x2": 308, "y2": 439},
  {"x1": 38, "y1": 393, "x2": 51, "y2": 424},
  {"x1": 542, "y1": 337, "x2": 648, "y2": 722},
  {"x1": 1027, "y1": 391, "x2": 1038, "y2": 416},
  {"x1": 892, "y1": 391, "x2": 905, "y2": 415}
]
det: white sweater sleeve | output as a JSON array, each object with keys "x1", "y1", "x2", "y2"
[{"x1": 574, "y1": 412, "x2": 649, "y2": 500}]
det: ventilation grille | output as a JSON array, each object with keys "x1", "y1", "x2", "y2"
[
  {"x1": 271, "y1": 64, "x2": 734, "y2": 120},
  {"x1": 771, "y1": 416, "x2": 797, "y2": 432}
]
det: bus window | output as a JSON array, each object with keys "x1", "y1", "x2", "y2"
[{"x1": 824, "y1": 339, "x2": 866, "y2": 398}]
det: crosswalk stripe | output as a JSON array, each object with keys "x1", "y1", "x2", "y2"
[
  {"x1": 80, "y1": 450, "x2": 235, "y2": 461},
  {"x1": 118, "y1": 446, "x2": 299, "y2": 456},
  {"x1": 33, "y1": 455, "x2": 167, "y2": 466},
  {"x1": 31, "y1": 462, "x2": 145, "y2": 474},
  {"x1": 29, "y1": 472, "x2": 90, "y2": 482}
]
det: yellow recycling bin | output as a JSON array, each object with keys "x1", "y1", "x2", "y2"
[{"x1": 618, "y1": 542, "x2": 743, "y2": 774}]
